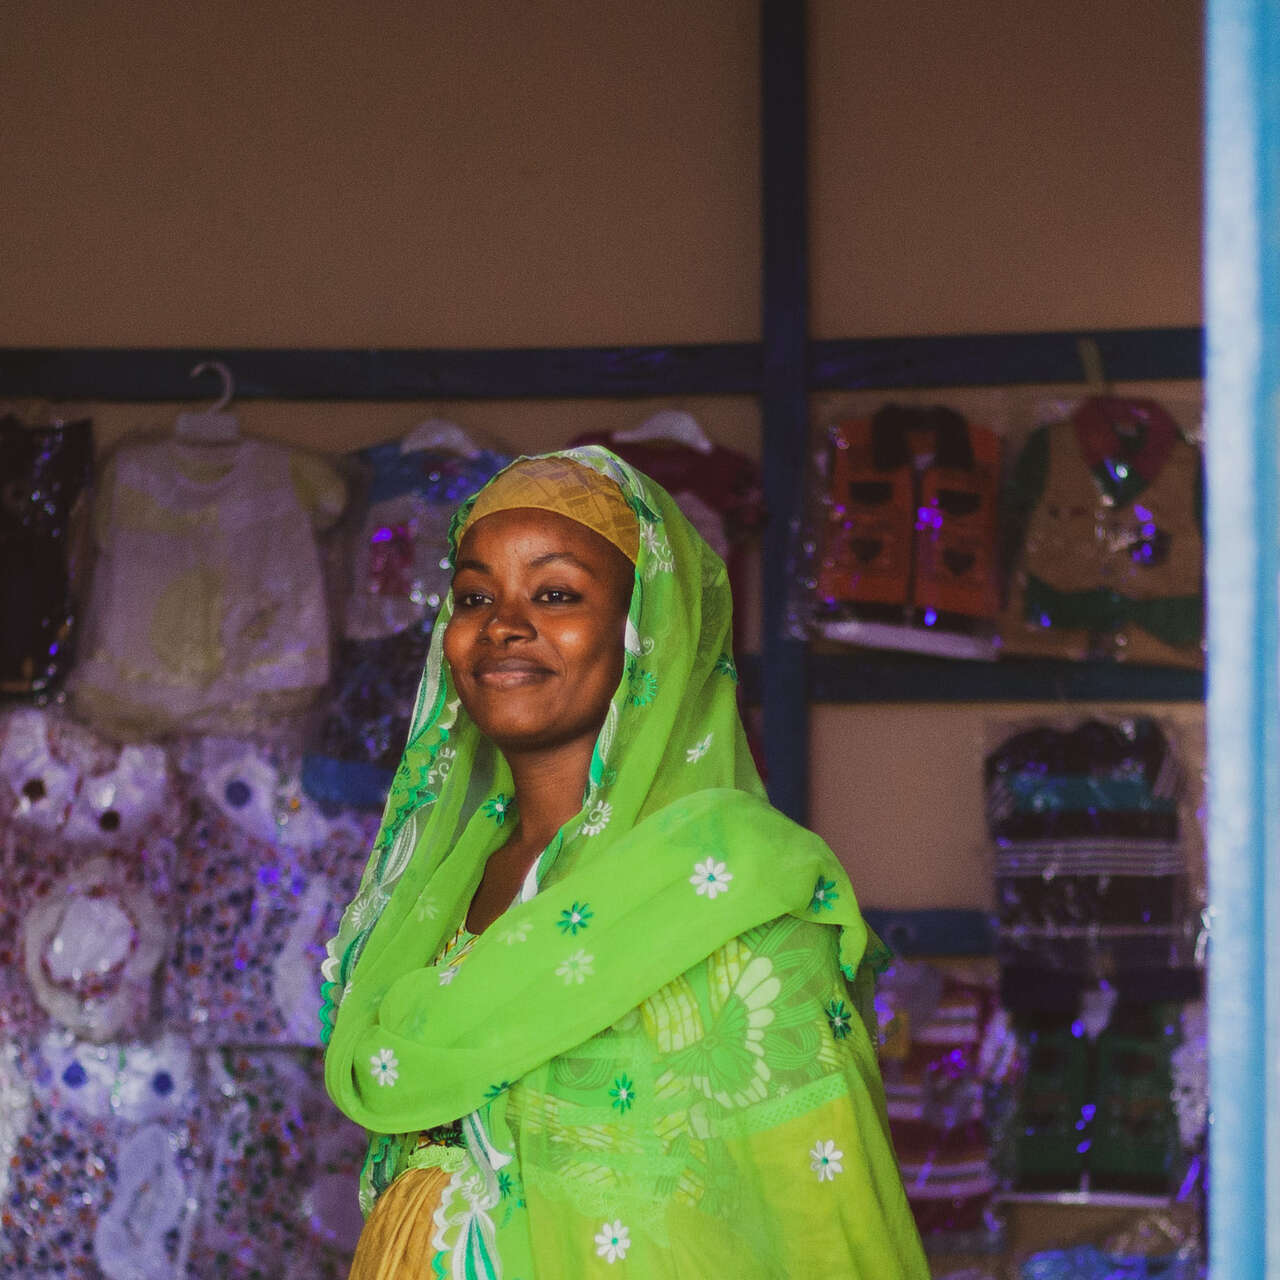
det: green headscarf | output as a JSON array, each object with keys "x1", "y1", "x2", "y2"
[{"x1": 322, "y1": 446, "x2": 922, "y2": 1278}]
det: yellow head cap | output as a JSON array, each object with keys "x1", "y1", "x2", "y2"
[{"x1": 459, "y1": 456, "x2": 639, "y2": 563}]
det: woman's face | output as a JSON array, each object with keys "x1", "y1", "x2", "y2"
[{"x1": 444, "y1": 506, "x2": 634, "y2": 758}]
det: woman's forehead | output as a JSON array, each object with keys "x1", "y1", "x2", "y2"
[{"x1": 456, "y1": 507, "x2": 629, "y2": 579}]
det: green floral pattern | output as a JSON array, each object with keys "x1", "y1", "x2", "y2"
[
  {"x1": 557, "y1": 902, "x2": 594, "y2": 936},
  {"x1": 626, "y1": 664, "x2": 658, "y2": 707},
  {"x1": 482, "y1": 794, "x2": 512, "y2": 825},
  {"x1": 825, "y1": 998, "x2": 853, "y2": 1040},
  {"x1": 609, "y1": 1074, "x2": 636, "y2": 1113},
  {"x1": 810, "y1": 876, "x2": 839, "y2": 912}
]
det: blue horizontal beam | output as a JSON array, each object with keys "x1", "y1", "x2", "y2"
[
  {"x1": 0, "y1": 326, "x2": 1205, "y2": 403},
  {"x1": 738, "y1": 652, "x2": 1202, "y2": 704},
  {"x1": 0, "y1": 343, "x2": 763, "y2": 401},
  {"x1": 861, "y1": 908, "x2": 995, "y2": 957},
  {"x1": 810, "y1": 326, "x2": 1203, "y2": 390}
]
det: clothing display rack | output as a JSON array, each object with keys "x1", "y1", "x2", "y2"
[{"x1": 0, "y1": 0, "x2": 1203, "y2": 840}]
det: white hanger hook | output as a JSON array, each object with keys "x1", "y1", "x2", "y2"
[{"x1": 190, "y1": 360, "x2": 235, "y2": 413}]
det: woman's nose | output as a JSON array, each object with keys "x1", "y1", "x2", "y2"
[{"x1": 483, "y1": 601, "x2": 536, "y2": 641}]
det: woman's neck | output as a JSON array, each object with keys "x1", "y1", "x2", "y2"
[{"x1": 505, "y1": 737, "x2": 594, "y2": 852}]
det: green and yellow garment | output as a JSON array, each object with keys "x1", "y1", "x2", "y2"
[{"x1": 322, "y1": 446, "x2": 928, "y2": 1278}]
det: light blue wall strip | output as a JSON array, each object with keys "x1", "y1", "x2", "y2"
[{"x1": 1206, "y1": 1, "x2": 1280, "y2": 1274}]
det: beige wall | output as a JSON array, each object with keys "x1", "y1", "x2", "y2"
[{"x1": 1, "y1": 1, "x2": 1204, "y2": 910}]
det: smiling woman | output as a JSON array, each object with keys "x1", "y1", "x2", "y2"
[{"x1": 322, "y1": 447, "x2": 928, "y2": 1279}]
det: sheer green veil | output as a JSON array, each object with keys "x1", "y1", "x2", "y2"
[{"x1": 321, "y1": 446, "x2": 882, "y2": 1136}]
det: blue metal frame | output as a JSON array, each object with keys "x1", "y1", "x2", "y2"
[
  {"x1": 0, "y1": 327, "x2": 1202, "y2": 403},
  {"x1": 759, "y1": 0, "x2": 813, "y2": 822},
  {"x1": 1206, "y1": 2, "x2": 1279, "y2": 1273}
]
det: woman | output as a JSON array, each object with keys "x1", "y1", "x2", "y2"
[{"x1": 322, "y1": 448, "x2": 928, "y2": 1278}]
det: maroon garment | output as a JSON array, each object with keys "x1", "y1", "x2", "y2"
[{"x1": 569, "y1": 432, "x2": 765, "y2": 652}]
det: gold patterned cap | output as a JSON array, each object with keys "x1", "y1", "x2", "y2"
[{"x1": 459, "y1": 456, "x2": 639, "y2": 563}]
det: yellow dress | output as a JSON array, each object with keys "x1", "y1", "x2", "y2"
[{"x1": 348, "y1": 923, "x2": 478, "y2": 1278}]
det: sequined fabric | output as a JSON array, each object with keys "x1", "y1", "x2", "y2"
[{"x1": 0, "y1": 413, "x2": 93, "y2": 697}]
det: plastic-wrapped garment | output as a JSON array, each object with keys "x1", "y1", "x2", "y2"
[
  {"x1": 985, "y1": 717, "x2": 1193, "y2": 976},
  {"x1": 165, "y1": 739, "x2": 377, "y2": 1045},
  {"x1": 1020, "y1": 1245, "x2": 1199, "y2": 1280},
  {"x1": 0, "y1": 412, "x2": 93, "y2": 698},
  {"x1": 70, "y1": 436, "x2": 345, "y2": 739},
  {"x1": 303, "y1": 444, "x2": 509, "y2": 810},
  {"x1": 812, "y1": 406, "x2": 1002, "y2": 660},
  {"x1": 0, "y1": 1029, "x2": 204, "y2": 1280},
  {"x1": 877, "y1": 961, "x2": 1001, "y2": 1251},
  {"x1": 0, "y1": 708, "x2": 181, "y2": 1041},
  {"x1": 985, "y1": 718, "x2": 1180, "y2": 845},
  {"x1": 187, "y1": 1047, "x2": 365, "y2": 1279},
  {"x1": 1002, "y1": 396, "x2": 1204, "y2": 668},
  {"x1": 1007, "y1": 1004, "x2": 1186, "y2": 1196}
]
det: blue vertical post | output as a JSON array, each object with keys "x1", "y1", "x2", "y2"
[
  {"x1": 1206, "y1": 1, "x2": 1280, "y2": 1274},
  {"x1": 760, "y1": 0, "x2": 811, "y2": 823}
]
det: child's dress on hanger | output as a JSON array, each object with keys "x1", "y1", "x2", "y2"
[{"x1": 70, "y1": 436, "x2": 345, "y2": 738}]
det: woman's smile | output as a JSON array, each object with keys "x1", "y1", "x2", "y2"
[{"x1": 472, "y1": 656, "x2": 553, "y2": 687}]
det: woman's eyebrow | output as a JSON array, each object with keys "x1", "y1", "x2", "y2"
[
  {"x1": 453, "y1": 551, "x2": 597, "y2": 577},
  {"x1": 529, "y1": 550, "x2": 598, "y2": 577}
]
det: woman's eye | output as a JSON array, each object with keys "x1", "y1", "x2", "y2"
[
  {"x1": 537, "y1": 588, "x2": 580, "y2": 604},
  {"x1": 456, "y1": 591, "x2": 490, "y2": 608}
]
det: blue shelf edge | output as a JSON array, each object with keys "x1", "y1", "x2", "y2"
[
  {"x1": 738, "y1": 651, "x2": 1203, "y2": 704},
  {"x1": 0, "y1": 343, "x2": 763, "y2": 401},
  {"x1": 0, "y1": 326, "x2": 1204, "y2": 403},
  {"x1": 862, "y1": 908, "x2": 995, "y2": 957}
]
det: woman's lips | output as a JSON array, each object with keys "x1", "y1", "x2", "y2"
[{"x1": 473, "y1": 659, "x2": 552, "y2": 688}]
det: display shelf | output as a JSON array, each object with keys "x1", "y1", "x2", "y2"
[
  {"x1": 995, "y1": 1190, "x2": 1178, "y2": 1211},
  {"x1": 810, "y1": 326, "x2": 1203, "y2": 391},
  {"x1": 738, "y1": 652, "x2": 1203, "y2": 705},
  {"x1": 0, "y1": 343, "x2": 762, "y2": 401},
  {"x1": 861, "y1": 907, "x2": 995, "y2": 957}
]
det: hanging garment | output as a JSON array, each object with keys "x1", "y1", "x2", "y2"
[
  {"x1": 879, "y1": 965, "x2": 999, "y2": 1247},
  {"x1": 814, "y1": 406, "x2": 1002, "y2": 659},
  {"x1": 185, "y1": 1047, "x2": 365, "y2": 1279},
  {"x1": 0, "y1": 412, "x2": 93, "y2": 698},
  {"x1": 984, "y1": 717, "x2": 1191, "y2": 977},
  {"x1": 70, "y1": 436, "x2": 345, "y2": 738},
  {"x1": 302, "y1": 443, "x2": 510, "y2": 810},
  {"x1": 0, "y1": 1030, "x2": 204, "y2": 1280},
  {"x1": 568, "y1": 428, "x2": 764, "y2": 653},
  {"x1": 1002, "y1": 396, "x2": 1204, "y2": 667},
  {"x1": 165, "y1": 739, "x2": 377, "y2": 1046},
  {"x1": 0, "y1": 707, "x2": 180, "y2": 1041},
  {"x1": 322, "y1": 448, "x2": 927, "y2": 1279}
]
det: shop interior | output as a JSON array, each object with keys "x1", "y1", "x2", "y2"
[{"x1": 1, "y1": 2, "x2": 1211, "y2": 1276}]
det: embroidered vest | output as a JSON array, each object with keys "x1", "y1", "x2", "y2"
[
  {"x1": 816, "y1": 406, "x2": 1002, "y2": 631},
  {"x1": 1005, "y1": 398, "x2": 1203, "y2": 666}
]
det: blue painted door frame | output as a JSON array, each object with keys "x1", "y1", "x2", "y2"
[{"x1": 1206, "y1": 0, "x2": 1280, "y2": 1273}]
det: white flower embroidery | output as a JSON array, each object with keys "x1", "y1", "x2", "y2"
[
  {"x1": 556, "y1": 949, "x2": 595, "y2": 985},
  {"x1": 594, "y1": 1220, "x2": 631, "y2": 1263},
  {"x1": 582, "y1": 801, "x2": 612, "y2": 836},
  {"x1": 685, "y1": 733, "x2": 713, "y2": 763},
  {"x1": 426, "y1": 745, "x2": 456, "y2": 785},
  {"x1": 438, "y1": 965, "x2": 459, "y2": 986},
  {"x1": 640, "y1": 523, "x2": 675, "y2": 578},
  {"x1": 415, "y1": 897, "x2": 440, "y2": 923},
  {"x1": 689, "y1": 858, "x2": 733, "y2": 900},
  {"x1": 499, "y1": 919, "x2": 532, "y2": 946},
  {"x1": 810, "y1": 1139, "x2": 844, "y2": 1182},
  {"x1": 370, "y1": 1048, "x2": 399, "y2": 1088}
]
